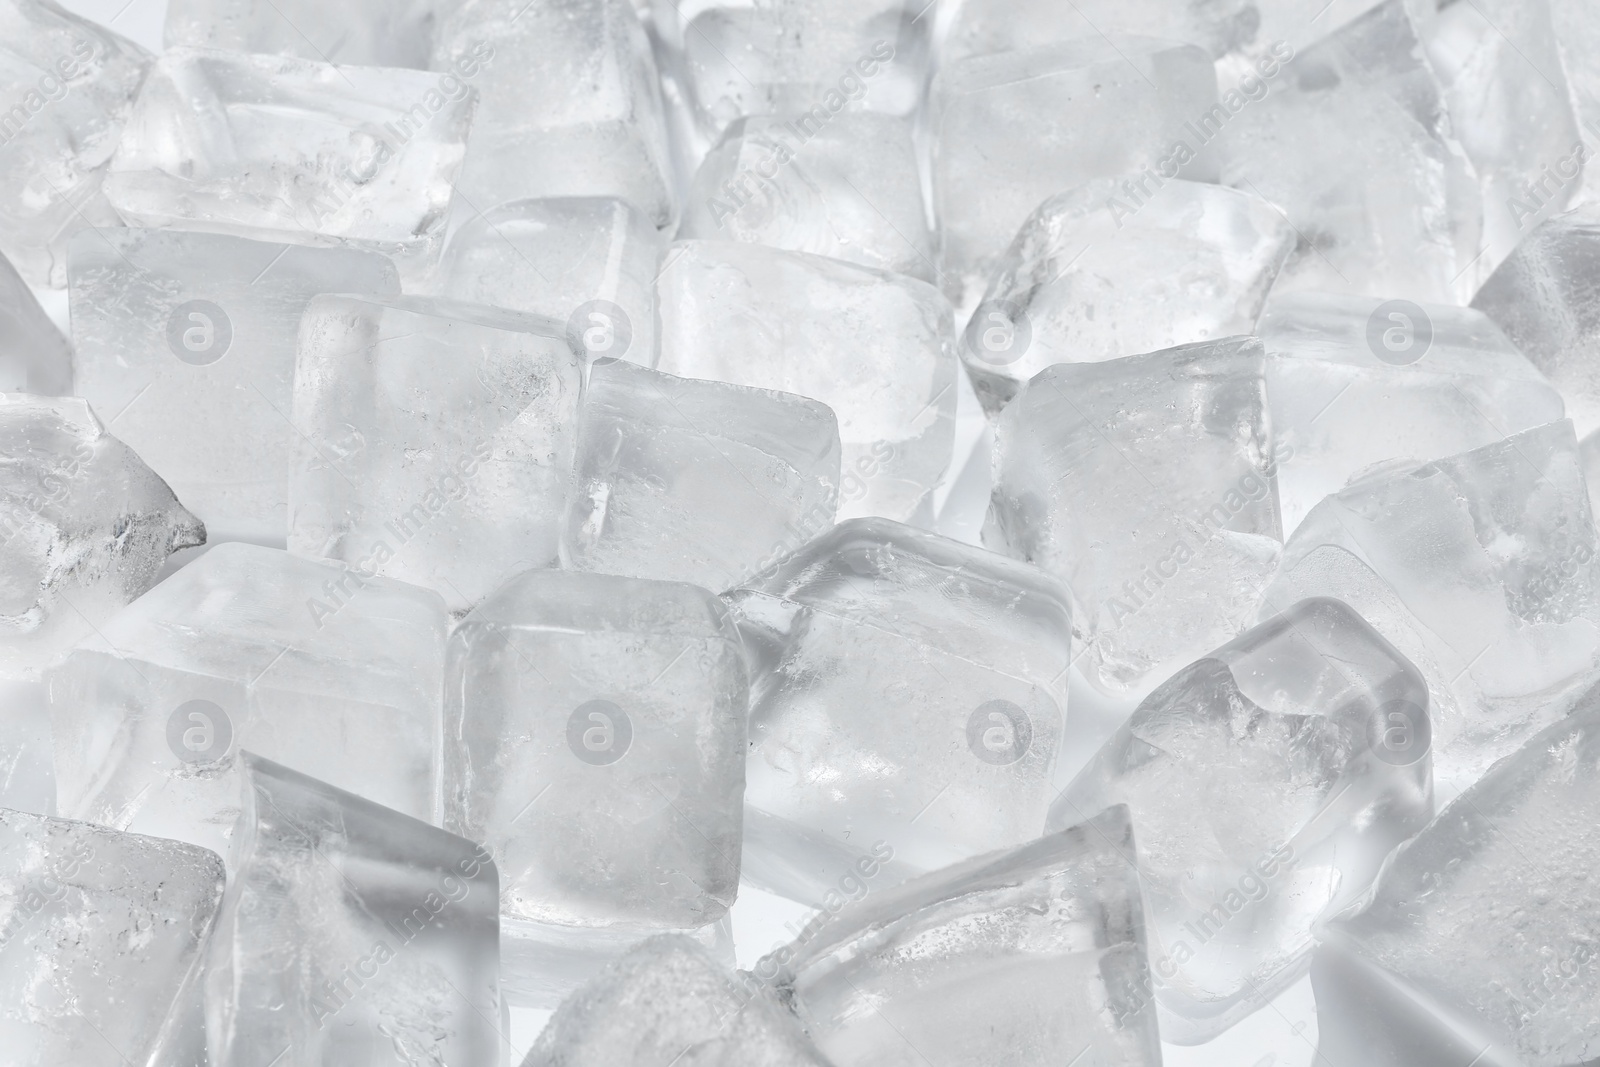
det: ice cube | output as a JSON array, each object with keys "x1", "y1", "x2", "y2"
[
  {"x1": 290, "y1": 293, "x2": 585, "y2": 612},
  {"x1": 164, "y1": 0, "x2": 439, "y2": 68},
  {"x1": 1553, "y1": 0, "x2": 1600, "y2": 205},
  {"x1": 764, "y1": 805, "x2": 1160, "y2": 1067},
  {"x1": 206, "y1": 753, "x2": 500, "y2": 1067},
  {"x1": 430, "y1": 0, "x2": 675, "y2": 226},
  {"x1": 932, "y1": 36, "x2": 1219, "y2": 312},
  {"x1": 0, "y1": 248, "x2": 69, "y2": 394},
  {"x1": 983, "y1": 336, "x2": 1281, "y2": 695},
  {"x1": 103, "y1": 48, "x2": 473, "y2": 274},
  {"x1": 0, "y1": 0, "x2": 150, "y2": 288},
  {"x1": 427, "y1": 197, "x2": 662, "y2": 368},
  {"x1": 723, "y1": 517, "x2": 1073, "y2": 905},
  {"x1": 563, "y1": 357, "x2": 840, "y2": 592},
  {"x1": 48, "y1": 542, "x2": 448, "y2": 861},
  {"x1": 0, "y1": 808, "x2": 224, "y2": 1067},
  {"x1": 68, "y1": 227, "x2": 400, "y2": 545},
  {"x1": 963, "y1": 178, "x2": 1295, "y2": 417},
  {"x1": 680, "y1": 112, "x2": 934, "y2": 280},
  {"x1": 521, "y1": 935, "x2": 831, "y2": 1067},
  {"x1": 1263, "y1": 420, "x2": 1600, "y2": 800},
  {"x1": 1315, "y1": 682, "x2": 1600, "y2": 1066},
  {"x1": 1050, "y1": 599, "x2": 1431, "y2": 1043},
  {"x1": 656, "y1": 240, "x2": 956, "y2": 523},
  {"x1": 1262, "y1": 290, "x2": 1566, "y2": 535},
  {"x1": 445, "y1": 568, "x2": 747, "y2": 1004},
  {"x1": 1217, "y1": 0, "x2": 1483, "y2": 303}
]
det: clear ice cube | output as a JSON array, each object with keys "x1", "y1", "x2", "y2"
[
  {"x1": 1262, "y1": 290, "x2": 1566, "y2": 535},
  {"x1": 1264, "y1": 420, "x2": 1600, "y2": 800},
  {"x1": 963, "y1": 178, "x2": 1295, "y2": 417},
  {"x1": 0, "y1": 247, "x2": 69, "y2": 394},
  {"x1": 0, "y1": 807, "x2": 225, "y2": 1067},
  {"x1": 680, "y1": 112, "x2": 934, "y2": 281},
  {"x1": 723, "y1": 517, "x2": 1073, "y2": 905},
  {"x1": 655, "y1": 240, "x2": 956, "y2": 523},
  {"x1": 563, "y1": 357, "x2": 840, "y2": 592},
  {"x1": 48, "y1": 542, "x2": 449, "y2": 861},
  {"x1": 1050, "y1": 598, "x2": 1432, "y2": 1043},
  {"x1": 68, "y1": 227, "x2": 400, "y2": 545},
  {"x1": 445, "y1": 568, "x2": 748, "y2": 1004},
  {"x1": 205, "y1": 753, "x2": 500, "y2": 1067},
  {"x1": 0, "y1": 0, "x2": 150, "y2": 287},
  {"x1": 290, "y1": 293, "x2": 585, "y2": 612},
  {"x1": 764, "y1": 805, "x2": 1161, "y2": 1067},
  {"x1": 164, "y1": 0, "x2": 439, "y2": 68},
  {"x1": 983, "y1": 336, "x2": 1282, "y2": 695}
]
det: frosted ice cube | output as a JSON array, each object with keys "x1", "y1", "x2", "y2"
[
  {"x1": 765, "y1": 805, "x2": 1161, "y2": 1067},
  {"x1": 103, "y1": 48, "x2": 473, "y2": 271},
  {"x1": 656, "y1": 240, "x2": 956, "y2": 523},
  {"x1": 0, "y1": 0, "x2": 150, "y2": 288},
  {"x1": 1217, "y1": 0, "x2": 1483, "y2": 303},
  {"x1": 1553, "y1": 0, "x2": 1600, "y2": 204},
  {"x1": 681, "y1": 112, "x2": 934, "y2": 280},
  {"x1": 0, "y1": 808, "x2": 224, "y2": 1067},
  {"x1": 932, "y1": 37, "x2": 1218, "y2": 312},
  {"x1": 428, "y1": 197, "x2": 662, "y2": 367},
  {"x1": 983, "y1": 336, "x2": 1281, "y2": 696},
  {"x1": 445, "y1": 569, "x2": 747, "y2": 1004},
  {"x1": 206, "y1": 753, "x2": 500, "y2": 1067},
  {"x1": 68, "y1": 227, "x2": 400, "y2": 545},
  {"x1": 1263, "y1": 420, "x2": 1600, "y2": 800},
  {"x1": 48, "y1": 542, "x2": 448, "y2": 861},
  {"x1": 563, "y1": 357, "x2": 840, "y2": 592},
  {"x1": 963, "y1": 178, "x2": 1295, "y2": 416},
  {"x1": 1316, "y1": 684, "x2": 1600, "y2": 1066},
  {"x1": 724, "y1": 517, "x2": 1072, "y2": 905},
  {"x1": 522, "y1": 935, "x2": 831, "y2": 1067},
  {"x1": 430, "y1": 0, "x2": 674, "y2": 226},
  {"x1": 0, "y1": 247, "x2": 69, "y2": 394},
  {"x1": 1049, "y1": 598, "x2": 1431, "y2": 1043},
  {"x1": 290, "y1": 293, "x2": 585, "y2": 612},
  {"x1": 1262, "y1": 290, "x2": 1565, "y2": 535},
  {"x1": 164, "y1": 0, "x2": 439, "y2": 68}
]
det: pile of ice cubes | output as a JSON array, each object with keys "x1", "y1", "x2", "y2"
[{"x1": 3, "y1": 0, "x2": 1600, "y2": 1062}]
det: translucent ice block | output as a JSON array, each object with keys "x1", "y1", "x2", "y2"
[
  {"x1": 724, "y1": 518, "x2": 1073, "y2": 905},
  {"x1": 1050, "y1": 599, "x2": 1431, "y2": 1043},
  {"x1": 69, "y1": 227, "x2": 399, "y2": 545},
  {"x1": 656, "y1": 240, "x2": 956, "y2": 523},
  {"x1": 0, "y1": 247, "x2": 69, "y2": 393},
  {"x1": 290, "y1": 293, "x2": 585, "y2": 612},
  {"x1": 49, "y1": 543, "x2": 448, "y2": 861},
  {"x1": 984, "y1": 336, "x2": 1282, "y2": 695},
  {"x1": 164, "y1": 0, "x2": 440, "y2": 68}
]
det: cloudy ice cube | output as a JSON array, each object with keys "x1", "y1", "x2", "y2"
[
  {"x1": 563, "y1": 357, "x2": 840, "y2": 592},
  {"x1": 723, "y1": 518, "x2": 1072, "y2": 905},
  {"x1": 1264, "y1": 420, "x2": 1600, "y2": 800},
  {"x1": 984, "y1": 336, "x2": 1281, "y2": 695},
  {"x1": 932, "y1": 36, "x2": 1218, "y2": 312},
  {"x1": 1050, "y1": 598, "x2": 1431, "y2": 1042},
  {"x1": 69, "y1": 227, "x2": 399, "y2": 545},
  {"x1": 0, "y1": 808, "x2": 224, "y2": 1067},
  {"x1": 522, "y1": 935, "x2": 831, "y2": 1067},
  {"x1": 656, "y1": 240, "x2": 955, "y2": 523},
  {"x1": 429, "y1": 197, "x2": 662, "y2": 367},
  {"x1": 206, "y1": 753, "x2": 500, "y2": 1067},
  {"x1": 0, "y1": 248, "x2": 69, "y2": 394},
  {"x1": 290, "y1": 293, "x2": 584, "y2": 612},
  {"x1": 1316, "y1": 685, "x2": 1600, "y2": 1066},
  {"x1": 431, "y1": 0, "x2": 674, "y2": 226},
  {"x1": 681, "y1": 112, "x2": 934, "y2": 280},
  {"x1": 1263, "y1": 290, "x2": 1565, "y2": 535},
  {"x1": 1553, "y1": 0, "x2": 1600, "y2": 204},
  {"x1": 1218, "y1": 0, "x2": 1483, "y2": 303},
  {"x1": 445, "y1": 569, "x2": 747, "y2": 1004},
  {"x1": 48, "y1": 542, "x2": 448, "y2": 861},
  {"x1": 103, "y1": 49, "x2": 473, "y2": 273},
  {"x1": 164, "y1": 0, "x2": 439, "y2": 68},
  {"x1": 0, "y1": 0, "x2": 149, "y2": 288},
  {"x1": 765, "y1": 805, "x2": 1160, "y2": 1067},
  {"x1": 963, "y1": 178, "x2": 1295, "y2": 417}
]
